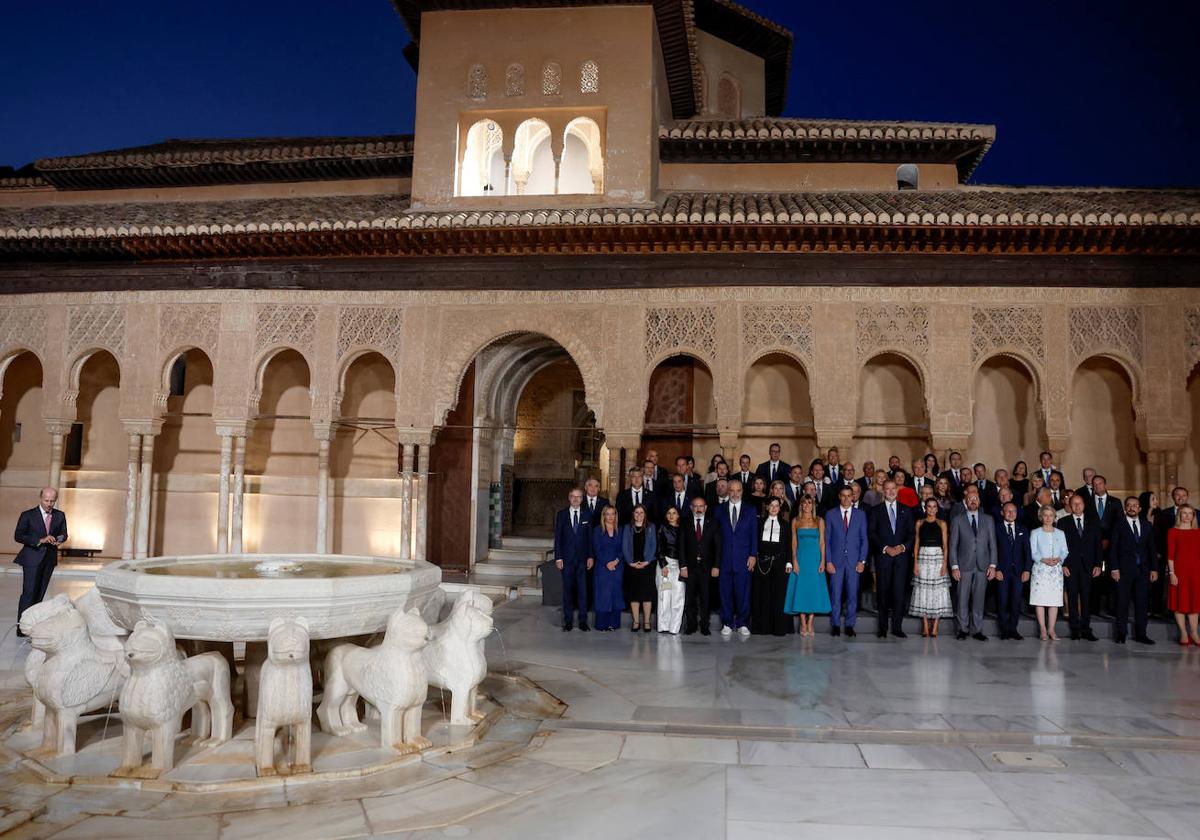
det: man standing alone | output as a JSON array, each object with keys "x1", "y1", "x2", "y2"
[{"x1": 14, "y1": 487, "x2": 67, "y2": 636}]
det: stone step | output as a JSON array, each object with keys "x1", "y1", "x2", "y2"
[
  {"x1": 467, "y1": 572, "x2": 542, "y2": 598},
  {"x1": 498, "y1": 536, "x2": 553, "y2": 550},
  {"x1": 472, "y1": 561, "x2": 538, "y2": 578},
  {"x1": 486, "y1": 547, "x2": 548, "y2": 564}
]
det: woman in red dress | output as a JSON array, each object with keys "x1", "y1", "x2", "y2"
[{"x1": 1167, "y1": 504, "x2": 1200, "y2": 646}]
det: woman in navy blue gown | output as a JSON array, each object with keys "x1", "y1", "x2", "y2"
[{"x1": 591, "y1": 506, "x2": 625, "y2": 631}]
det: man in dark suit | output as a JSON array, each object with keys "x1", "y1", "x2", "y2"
[
  {"x1": 14, "y1": 487, "x2": 67, "y2": 635},
  {"x1": 785, "y1": 465, "x2": 807, "y2": 512},
  {"x1": 644, "y1": 449, "x2": 670, "y2": 491},
  {"x1": 666, "y1": 474, "x2": 691, "y2": 521},
  {"x1": 1108, "y1": 496, "x2": 1158, "y2": 644},
  {"x1": 1153, "y1": 486, "x2": 1190, "y2": 616},
  {"x1": 1035, "y1": 451, "x2": 1058, "y2": 489},
  {"x1": 680, "y1": 496, "x2": 720, "y2": 635},
  {"x1": 825, "y1": 447, "x2": 843, "y2": 487},
  {"x1": 581, "y1": 477, "x2": 609, "y2": 527},
  {"x1": 1021, "y1": 488, "x2": 1054, "y2": 531},
  {"x1": 1059, "y1": 494, "x2": 1102, "y2": 641},
  {"x1": 908, "y1": 459, "x2": 932, "y2": 498},
  {"x1": 1075, "y1": 467, "x2": 1096, "y2": 504},
  {"x1": 940, "y1": 451, "x2": 966, "y2": 500},
  {"x1": 553, "y1": 488, "x2": 593, "y2": 631},
  {"x1": 1046, "y1": 471, "x2": 1067, "y2": 510},
  {"x1": 675, "y1": 456, "x2": 704, "y2": 501},
  {"x1": 616, "y1": 467, "x2": 658, "y2": 526},
  {"x1": 868, "y1": 480, "x2": 915, "y2": 638},
  {"x1": 733, "y1": 454, "x2": 754, "y2": 493},
  {"x1": 993, "y1": 502, "x2": 1031, "y2": 640},
  {"x1": 755, "y1": 443, "x2": 790, "y2": 488},
  {"x1": 704, "y1": 477, "x2": 730, "y2": 510},
  {"x1": 825, "y1": 485, "x2": 869, "y2": 636},
  {"x1": 641, "y1": 458, "x2": 666, "y2": 501},
  {"x1": 809, "y1": 461, "x2": 835, "y2": 515},
  {"x1": 717, "y1": 481, "x2": 758, "y2": 636},
  {"x1": 855, "y1": 461, "x2": 875, "y2": 497},
  {"x1": 972, "y1": 463, "x2": 1001, "y2": 514},
  {"x1": 1086, "y1": 475, "x2": 1121, "y2": 539}
]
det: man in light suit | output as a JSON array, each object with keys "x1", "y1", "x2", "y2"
[
  {"x1": 869, "y1": 480, "x2": 915, "y2": 638},
  {"x1": 553, "y1": 488, "x2": 593, "y2": 631},
  {"x1": 949, "y1": 486, "x2": 998, "y2": 640},
  {"x1": 717, "y1": 479, "x2": 758, "y2": 636},
  {"x1": 824, "y1": 485, "x2": 868, "y2": 637},
  {"x1": 14, "y1": 487, "x2": 67, "y2": 636}
]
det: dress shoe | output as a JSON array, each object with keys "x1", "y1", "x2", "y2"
[
  {"x1": 1134, "y1": 636, "x2": 1156, "y2": 645},
  {"x1": 893, "y1": 629, "x2": 907, "y2": 639},
  {"x1": 700, "y1": 626, "x2": 711, "y2": 636},
  {"x1": 1082, "y1": 630, "x2": 1099, "y2": 642},
  {"x1": 972, "y1": 632, "x2": 988, "y2": 641},
  {"x1": 682, "y1": 627, "x2": 696, "y2": 636},
  {"x1": 579, "y1": 624, "x2": 591, "y2": 632},
  {"x1": 721, "y1": 625, "x2": 733, "y2": 637},
  {"x1": 876, "y1": 630, "x2": 887, "y2": 639},
  {"x1": 956, "y1": 631, "x2": 968, "y2": 640},
  {"x1": 562, "y1": 624, "x2": 573, "y2": 632},
  {"x1": 738, "y1": 626, "x2": 751, "y2": 637},
  {"x1": 845, "y1": 627, "x2": 857, "y2": 638},
  {"x1": 1069, "y1": 631, "x2": 1081, "y2": 641},
  {"x1": 831, "y1": 626, "x2": 842, "y2": 637},
  {"x1": 1114, "y1": 634, "x2": 1126, "y2": 644},
  {"x1": 1010, "y1": 631, "x2": 1024, "y2": 641}
]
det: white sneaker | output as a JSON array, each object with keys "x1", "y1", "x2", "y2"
[
  {"x1": 738, "y1": 626, "x2": 751, "y2": 637},
  {"x1": 720, "y1": 625, "x2": 733, "y2": 636}
]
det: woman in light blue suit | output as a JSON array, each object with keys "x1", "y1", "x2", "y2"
[{"x1": 621, "y1": 505, "x2": 658, "y2": 633}]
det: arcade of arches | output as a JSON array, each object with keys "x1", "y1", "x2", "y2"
[{"x1": 0, "y1": 287, "x2": 1196, "y2": 571}]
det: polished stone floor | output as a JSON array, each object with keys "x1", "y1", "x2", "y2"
[{"x1": 3, "y1": 574, "x2": 1200, "y2": 839}]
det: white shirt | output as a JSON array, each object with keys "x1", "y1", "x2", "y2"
[
  {"x1": 761, "y1": 517, "x2": 780, "y2": 541},
  {"x1": 586, "y1": 496, "x2": 599, "y2": 511},
  {"x1": 631, "y1": 488, "x2": 642, "y2": 505},
  {"x1": 1127, "y1": 516, "x2": 1140, "y2": 537}
]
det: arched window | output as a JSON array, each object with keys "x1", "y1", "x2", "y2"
[
  {"x1": 717, "y1": 74, "x2": 740, "y2": 118},
  {"x1": 511, "y1": 118, "x2": 554, "y2": 195},
  {"x1": 542, "y1": 62, "x2": 562, "y2": 95},
  {"x1": 458, "y1": 120, "x2": 505, "y2": 196},
  {"x1": 580, "y1": 60, "x2": 599, "y2": 94},
  {"x1": 561, "y1": 117, "x2": 604, "y2": 195},
  {"x1": 505, "y1": 63, "x2": 525, "y2": 97},
  {"x1": 897, "y1": 164, "x2": 919, "y2": 191},
  {"x1": 467, "y1": 64, "x2": 488, "y2": 100}
]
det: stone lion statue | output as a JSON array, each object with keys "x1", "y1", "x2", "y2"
[
  {"x1": 316, "y1": 606, "x2": 431, "y2": 753},
  {"x1": 255, "y1": 617, "x2": 313, "y2": 776},
  {"x1": 423, "y1": 590, "x2": 493, "y2": 725},
  {"x1": 112, "y1": 620, "x2": 233, "y2": 779},
  {"x1": 19, "y1": 590, "x2": 128, "y2": 758}
]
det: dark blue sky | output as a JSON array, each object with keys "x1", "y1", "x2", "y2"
[{"x1": 3, "y1": 0, "x2": 1197, "y2": 187}]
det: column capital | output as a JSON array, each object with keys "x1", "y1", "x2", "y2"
[
  {"x1": 44, "y1": 418, "x2": 75, "y2": 437},
  {"x1": 311, "y1": 421, "x2": 336, "y2": 442},
  {"x1": 814, "y1": 431, "x2": 855, "y2": 453},
  {"x1": 930, "y1": 434, "x2": 971, "y2": 453},
  {"x1": 215, "y1": 420, "x2": 253, "y2": 439},
  {"x1": 121, "y1": 418, "x2": 164, "y2": 437},
  {"x1": 397, "y1": 428, "x2": 435, "y2": 447},
  {"x1": 603, "y1": 434, "x2": 642, "y2": 452}
]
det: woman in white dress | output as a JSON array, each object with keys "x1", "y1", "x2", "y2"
[{"x1": 1029, "y1": 504, "x2": 1070, "y2": 641}]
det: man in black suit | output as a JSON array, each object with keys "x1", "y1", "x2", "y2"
[
  {"x1": 14, "y1": 487, "x2": 67, "y2": 635},
  {"x1": 581, "y1": 477, "x2": 609, "y2": 526},
  {"x1": 868, "y1": 480, "x2": 915, "y2": 638},
  {"x1": 855, "y1": 461, "x2": 875, "y2": 496},
  {"x1": 1087, "y1": 475, "x2": 1120, "y2": 537},
  {"x1": 1035, "y1": 451, "x2": 1058, "y2": 489},
  {"x1": 704, "y1": 477, "x2": 730, "y2": 510},
  {"x1": 1108, "y1": 496, "x2": 1158, "y2": 644},
  {"x1": 1046, "y1": 471, "x2": 1067, "y2": 510},
  {"x1": 909, "y1": 459, "x2": 932, "y2": 497},
  {"x1": 705, "y1": 461, "x2": 730, "y2": 495},
  {"x1": 1153, "y1": 486, "x2": 1190, "y2": 615},
  {"x1": 1059, "y1": 494, "x2": 1102, "y2": 641},
  {"x1": 809, "y1": 461, "x2": 834, "y2": 514},
  {"x1": 940, "y1": 451, "x2": 966, "y2": 500},
  {"x1": 825, "y1": 447, "x2": 843, "y2": 487},
  {"x1": 675, "y1": 456, "x2": 704, "y2": 501},
  {"x1": 972, "y1": 463, "x2": 1001, "y2": 514},
  {"x1": 785, "y1": 465, "x2": 807, "y2": 512},
  {"x1": 616, "y1": 467, "x2": 658, "y2": 526},
  {"x1": 641, "y1": 458, "x2": 666, "y2": 500},
  {"x1": 1075, "y1": 467, "x2": 1097, "y2": 506},
  {"x1": 733, "y1": 454, "x2": 754, "y2": 492},
  {"x1": 680, "y1": 496, "x2": 721, "y2": 635},
  {"x1": 1021, "y1": 488, "x2": 1053, "y2": 531},
  {"x1": 993, "y1": 502, "x2": 1031, "y2": 640},
  {"x1": 755, "y1": 443, "x2": 790, "y2": 487}
]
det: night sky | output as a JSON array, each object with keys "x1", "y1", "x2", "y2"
[{"x1": 3, "y1": 0, "x2": 1197, "y2": 187}]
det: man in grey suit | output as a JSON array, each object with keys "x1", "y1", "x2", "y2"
[{"x1": 949, "y1": 485, "x2": 997, "y2": 641}]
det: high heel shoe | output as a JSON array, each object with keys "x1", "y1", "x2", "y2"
[{"x1": 630, "y1": 622, "x2": 639, "y2": 633}]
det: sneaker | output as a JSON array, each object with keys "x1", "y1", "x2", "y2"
[
  {"x1": 721, "y1": 625, "x2": 733, "y2": 637},
  {"x1": 738, "y1": 625, "x2": 750, "y2": 637}
]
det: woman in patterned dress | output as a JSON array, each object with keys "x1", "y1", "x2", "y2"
[{"x1": 910, "y1": 497, "x2": 953, "y2": 636}]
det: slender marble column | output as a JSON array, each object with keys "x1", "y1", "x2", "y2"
[
  {"x1": 135, "y1": 434, "x2": 156, "y2": 558},
  {"x1": 415, "y1": 445, "x2": 429, "y2": 560},
  {"x1": 122, "y1": 433, "x2": 141, "y2": 560},
  {"x1": 216, "y1": 432, "x2": 233, "y2": 553},
  {"x1": 231, "y1": 435, "x2": 246, "y2": 553},
  {"x1": 315, "y1": 436, "x2": 331, "y2": 554},
  {"x1": 47, "y1": 428, "x2": 66, "y2": 490},
  {"x1": 400, "y1": 443, "x2": 415, "y2": 560}
]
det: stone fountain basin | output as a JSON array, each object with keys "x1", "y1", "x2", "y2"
[{"x1": 95, "y1": 554, "x2": 442, "y2": 641}]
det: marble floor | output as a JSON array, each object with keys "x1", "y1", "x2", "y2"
[{"x1": 3, "y1": 575, "x2": 1200, "y2": 839}]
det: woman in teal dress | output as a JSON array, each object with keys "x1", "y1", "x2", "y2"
[
  {"x1": 591, "y1": 506, "x2": 625, "y2": 631},
  {"x1": 784, "y1": 495, "x2": 830, "y2": 636}
]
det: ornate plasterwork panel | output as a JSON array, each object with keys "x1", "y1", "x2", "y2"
[
  {"x1": 541, "y1": 62, "x2": 562, "y2": 95},
  {"x1": 505, "y1": 63, "x2": 525, "y2": 97},
  {"x1": 971, "y1": 306, "x2": 1045, "y2": 363},
  {"x1": 255, "y1": 304, "x2": 317, "y2": 357},
  {"x1": 0, "y1": 307, "x2": 46, "y2": 357},
  {"x1": 159, "y1": 303, "x2": 220, "y2": 359},
  {"x1": 1069, "y1": 305, "x2": 1143, "y2": 366},
  {"x1": 467, "y1": 64, "x2": 488, "y2": 100},
  {"x1": 855, "y1": 305, "x2": 928, "y2": 359},
  {"x1": 67, "y1": 304, "x2": 125, "y2": 361},
  {"x1": 336, "y1": 306, "x2": 404, "y2": 364},
  {"x1": 741, "y1": 304, "x2": 812, "y2": 359},
  {"x1": 580, "y1": 60, "x2": 599, "y2": 94},
  {"x1": 645, "y1": 305, "x2": 717, "y2": 365},
  {"x1": 1185, "y1": 307, "x2": 1200, "y2": 367}
]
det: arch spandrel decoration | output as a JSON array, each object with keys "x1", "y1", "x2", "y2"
[
  {"x1": 1187, "y1": 306, "x2": 1200, "y2": 369},
  {"x1": 741, "y1": 304, "x2": 813, "y2": 359},
  {"x1": 67, "y1": 304, "x2": 126, "y2": 368},
  {"x1": 971, "y1": 306, "x2": 1045, "y2": 362},
  {"x1": 1069, "y1": 306, "x2": 1144, "y2": 368},
  {"x1": 159, "y1": 303, "x2": 220, "y2": 364},
  {"x1": 0, "y1": 307, "x2": 46, "y2": 365},
  {"x1": 254, "y1": 304, "x2": 317, "y2": 361},
  {"x1": 644, "y1": 305, "x2": 717, "y2": 368},
  {"x1": 855, "y1": 305, "x2": 929, "y2": 361},
  {"x1": 336, "y1": 306, "x2": 405, "y2": 368}
]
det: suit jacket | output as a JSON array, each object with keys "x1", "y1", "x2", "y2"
[
  {"x1": 868, "y1": 501, "x2": 915, "y2": 570},
  {"x1": 1036, "y1": 466, "x2": 1059, "y2": 487},
  {"x1": 824, "y1": 506, "x2": 868, "y2": 570},
  {"x1": 553, "y1": 507, "x2": 592, "y2": 565},
  {"x1": 972, "y1": 480, "x2": 1001, "y2": 515},
  {"x1": 940, "y1": 469, "x2": 966, "y2": 500},
  {"x1": 1058, "y1": 513, "x2": 1102, "y2": 576},
  {"x1": 1087, "y1": 494, "x2": 1121, "y2": 539},
  {"x1": 717, "y1": 501, "x2": 759, "y2": 570},
  {"x1": 665, "y1": 487, "x2": 694, "y2": 518},
  {"x1": 732, "y1": 470, "x2": 755, "y2": 491},
  {"x1": 14, "y1": 507, "x2": 67, "y2": 566},
  {"x1": 682, "y1": 475, "x2": 704, "y2": 501},
  {"x1": 784, "y1": 482, "x2": 809, "y2": 512},
  {"x1": 908, "y1": 475, "x2": 934, "y2": 497},
  {"x1": 679, "y1": 512, "x2": 721, "y2": 571},
  {"x1": 810, "y1": 478, "x2": 837, "y2": 514},
  {"x1": 754, "y1": 460, "x2": 791, "y2": 486},
  {"x1": 854, "y1": 476, "x2": 873, "y2": 496},
  {"x1": 994, "y1": 519, "x2": 1032, "y2": 576},
  {"x1": 620, "y1": 523, "x2": 657, "y2": 566},
  {"x1": 581, "y1": 496, "x2": 610, "y2": 526},
  {"x1": 642, "y1": 472, "x2": 668, "y2": 500},
  {"x1": 1108, "y1": 515, "x2": 1157, "y2": 575},
  {"x1": 1074, "y1": 485, "x2": 1094, "y2": 508},
  {"x1": 1019, "y1": 502, "x2": 1044, "y2": 532},
  {"x1": 948, "y1": 511, "x2": 998, "y2": 573},
  {"x1": 1153, "y1": 507, "x2": 1179, "y2": 560},
  {"x1": 825, "y1": 464, "x2": 843, "y2": 486},
  {"x1": 615, "y1": 487, "x2": 657, "y2": 527}
]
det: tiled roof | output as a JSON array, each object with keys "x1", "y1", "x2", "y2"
[
  {"x1": 660, "y1": 118, "x2": 995, "y2": 180},
  {"x1": 2, "y1": 188, "x2": 1197, "y2": 242},
  {"x1": 28, "y1": 136, "x2": 415, "y2": 189}
]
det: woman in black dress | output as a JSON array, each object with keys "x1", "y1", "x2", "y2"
[
  {"x1": 622, "y1": 504, "x2": 658, "y2": 633},
  {"x1": 747, "y1": 475, "x2": 769, "y2": 511},
  {"x1": 1009, "y1": 460, "x2": 1030, "y2": 506},
  {"x1": 750, "y1": 497, "x2": 793, "y2": 636}
]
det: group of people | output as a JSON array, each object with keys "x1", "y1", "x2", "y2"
[{"x1": 552, "y1": 447, "x2": 1200, "y2": 646}]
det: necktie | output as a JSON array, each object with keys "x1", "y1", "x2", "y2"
[
  {"x1": 589, "y1": 499, "x2": 595, "y2": 515},
  {"x1": 1076, "y1": 517, "x2": 1083, "y2": 536},
  {"x1": 678, "y1": 494, "x2": 684, "y2": 510},
  {"x1": 43, "y1": 510, "x2": 51, "y2": 535},
  {"x1": 970, "y1": 515, "x2": 977, "y2": 535},
  {"x1": 1007, "y1": 524, "x2": 1014, "y2": 541},
  {"x1": 978, "y1": 480, "x2": 985, "y2": 491},
  {"x1": 771, "y1": 463, "x2": 776, "y2": 479},
  {"x1": 647, "y1": 478, "x2": 653, "y2": 492},
  {"x1": 1132, "y1": 519, "x2": 1140, "y2": 540},
  {"x1": 843, "y1": 509, "x2": 850, "y2": 532},
  {"x1": 695, "y1": 519, "x2": 702, "y2": 541},
  {"x1": 732, "y1": 505, "x2": 739, "y2": 527},
  {"x1": 572, "y1": 510, "x2": 578, "y2": 529},
  {"x1": 1098, "y1": 498, "x2": 1105, "y2": 518},
  {"x1": 888, "y1": 504, "x2": 896, "y2": 532},
  {"x1": 634, "y1": 490, "x2": 640, "y2": 506}
]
